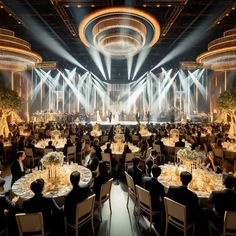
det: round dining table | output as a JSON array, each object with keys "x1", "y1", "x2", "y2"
[
  {"x1": 12, "y1": 164, "x2": 92, "y2": 205},
  {"x1": 35, "y1": 138, "x2": 67, "y2": 151},
  {"x1": 158, "y1": 164, "x2": 224, "y2": 206}
]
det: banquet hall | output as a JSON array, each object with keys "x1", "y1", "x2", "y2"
[{"x1": 0, "y1": 0, "x2": 236, "y2": 236}]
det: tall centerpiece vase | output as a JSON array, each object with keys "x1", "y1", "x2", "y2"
[
  {"x1": 184, "y1": 161, "x2": 193, "y2": 174},
  {"x1": 48, "y1": 165, "x2": 57, "y2": 179}
]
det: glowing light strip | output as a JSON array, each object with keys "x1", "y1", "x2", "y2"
[
  {"x1": 0, "y1": 34, "x2": 31, "y2": 48},
  {"x1": 196, "y1": 46, "x2": 236, "y2": 63},
  {"x1": 0, "y1": 46, "x2": 42, "y2": 62}
]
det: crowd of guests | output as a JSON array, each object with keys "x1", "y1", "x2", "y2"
[
  {"x1": 0, "y1": 121, "x2": 236, "y2": 235},
  {"x1": 0, "y1": 160, "x2": 112, "y2": 235},
  {"x1": 127, "y1": 156, "x2": 236, "y2": 235}
]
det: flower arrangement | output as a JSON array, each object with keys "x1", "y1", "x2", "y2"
[
  {"x1": 177, "y1": 148, "x2": 199, "y2": 163},
  {"x1": 41, "y1": 151, "x2": 64, "y2": 167},
  {"x1": 50, "y1": 130, "x2": 61, "y2": 140}
]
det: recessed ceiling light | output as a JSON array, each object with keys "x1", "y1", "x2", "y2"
[
  {"x1": 167, "y1": 4, "x2": 172, "y2": 7},
  {"x1": 77, "y1": 5, "x2": 81, "y2": 8},
  {"x1": 156, "y1": 4, "x2": 160, "y2": 7},
  {"x1": 64, "y1": 4, "x2": 69, "y2": 8}
]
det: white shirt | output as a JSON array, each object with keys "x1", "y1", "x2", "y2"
[{"x1": 18, "y1": 160, "x2": 24, "y2": 172}]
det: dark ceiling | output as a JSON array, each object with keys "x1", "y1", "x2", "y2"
[{"x1": 0, "y1": 0, "x2": 236, "y2": 83}]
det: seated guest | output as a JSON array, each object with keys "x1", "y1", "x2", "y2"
[
  {"x1": 81, "y1": 139, "x2": 91, "y2": 156},
  {"x1": 104, "y1": 143, "x2": 112, "y2": 158},
  {"x1": 202, "y1": 150, "x2": 222, "y2": 174},
  {"x1": 154, "y1": 137, "x2": 165, "y2": 153},
  {"x1": 139, "y1": 139, "x2": 148, "y2": 158},
  {"x1": 145, "y1": 149, "x2": 158, "y2": 177},
  {"x1": 92, "y1": 139, "x2": 102, "y2": 161},
  {"x1": 25, "y1": 138, "x2": 36, "y2": 154},
  {"x1": 122, "y1": 144, "x2": 131, "y2": 157},
  {"x1": 207, "y1": 174, "x2": 236, "y2": 230},
  {"x1": 146, "y1": 135, "x2": 154, "y2": 148},
  {"x1": 143, "y1": 165, "x2": 165, "y2": 210},
  {"x1": 17, "y1": 136, "x2": 25, "y2": 152},
  {"x1": 22, "y1": 178, "x2": 61, "y2": 233},
  {"x1": 75, "y1": 137, "x2": 82, "y2": 154},
  {"x1": 11, "y1": 151, "x2": 28, "y2": 186},
  {"x1": 87, "y1": 148, "x2": 99, "y2": 174},
  {"x1": 0, "y1": 178, "x2": 19, "y2": 232},
  {"x1": 127, "y1": 157, "x2": 143, "y2": 187},
  {"x1": 63, "y1": 138, "x2": 73, "y2": 156},
  {"x1": 64, "y1": 171, "x2": 92, "y2": 224},
  {"x1": 92, "y1": 161, "x2": 111, "y2": 200},
  {"x1": 45, "y1": 140, "x2": 56, "y2": 151},
  {"x1": 175, "y1": 136, "x2": 185, "y2": 147},
  {"x1": 167, "y1": 171, "x2": 201, "y2": 223},
  {"x1": 104, "y1": 143, "x2": 118, "y2": 173}
]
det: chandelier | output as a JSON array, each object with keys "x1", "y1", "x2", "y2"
[
  {"x1": 79, "y1": 7, "x2": 160, "y2": 59},
  {"x1": 196, "y1": 29, "x2": 236, "y2": 71},
  {"x1": 0, "y1": 28, "x2": 42, "y2": 72}
]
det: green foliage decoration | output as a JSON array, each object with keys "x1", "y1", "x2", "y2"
[
  {"x1": 218, "y1": 88, "x2": 236, "y2": 115},
  {"x1": 0, "y1": 87, "x2": 22, "y2": 115}
]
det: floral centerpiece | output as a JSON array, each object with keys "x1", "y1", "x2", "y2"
[
  {"x1": 177, "y1": 148, "x2": 199, "y2": 173},
  {"x1": 177, "y1": 148, "x2": 199, "y2": 163},
  {"x1": 41, "y1": 152, "x2": 64, "y2": 179},
  {"x1": 41, "y1": 151, "x2": 64, "y2": 167},
  {"x1": 50, "y1": 130, "x2": 61, "y2": 140}
]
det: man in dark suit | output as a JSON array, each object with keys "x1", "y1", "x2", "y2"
[
  {"x1": 207, "y1": 174, "x2": 236, "y2": 230},
  {"x1": 167, "y1": 171, "x2": 200, "y2": 223},
  {"x1": 145, "y1": 149, "x2": 158, "y2": 177},
  {"x1": 64, "y1": 171, "x2": 92, "y2": 224},
  {"x1": 22, "y1": 178, "x2": 61, "y2": 233},
  {"x1": 143, "y1": 165, "x2": 165, "y2": 210},
  {"x1": 11, "y1": 151, "x2": 27, "y2": 186},
  {"x1": 0, "y1": 178, "x2": 18, "y2": 232},
  {"x1": 175, "y1": 136, "x2": 185, "y2": 147},
  {"x1": 127, "y1": 157, "x2": 143, "y2": 187},
  {"x1": 45, "y1": 140, "x2": 56, "y2": 151}
]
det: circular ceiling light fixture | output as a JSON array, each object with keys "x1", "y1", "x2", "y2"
[
  {"x1": 79, "y1": 7, "x2": 160, "y2": 59},
  {"x1": 196, "y1": 29, "x2": 236, "y2": 71},
  {"x1": 0, "y1": 28, "x2": 42, "y2": 71}
]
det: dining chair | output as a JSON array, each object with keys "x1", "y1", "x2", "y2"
[
  {"x1": 153, "y1": 143, "x2": 165, "y2": 164},
  {"x1": 96, "y1": 178, "x2": 113, "y2": 220},
  {"x1": 101, "y1": 152, "x2": 112, "y2": 173},
  {"x1": 135, "y1": 185, "x2": 161, "y2": 232},
  {"x1": 65, "y1": 194, "x2": 96, "y2": 236},
  {"x1": 44, "y1": 148, "x2": 54, "y2": 155},
  {"x1": 125, "y1": 153, "x2": 135, "y2": 170},
  {"x1": 66, "y1": 145, "x2": 76, "y2": 163},
  {"x1": 24, "y1": 147, "x2": 40, "y2": 168},
  {"x1": 125, "y1": 171, "x2": 137, "y2": 212},
  {"x1": 164, "y1": 197, "x2": 195, "y2": 236},
  {"x1": 209, "y1": 211, "x2": 236, "y2": 236},
  {"x1": 15, "y1": 212, "x2": 48, "y2": 236}
]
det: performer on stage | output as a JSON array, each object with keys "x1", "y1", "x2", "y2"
[
  {"x1": 96, "y1": 110, "x2": 102, "y2": 123},
  {"x1": 108, "y1": 111, "x2": 112, "y2": 123},
  {"x1": 146, "y1": 111, "x2": 150, "y2": 124},
  {"x1": 136, "y1": 111, "x2": 140, "y2": 124}
]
